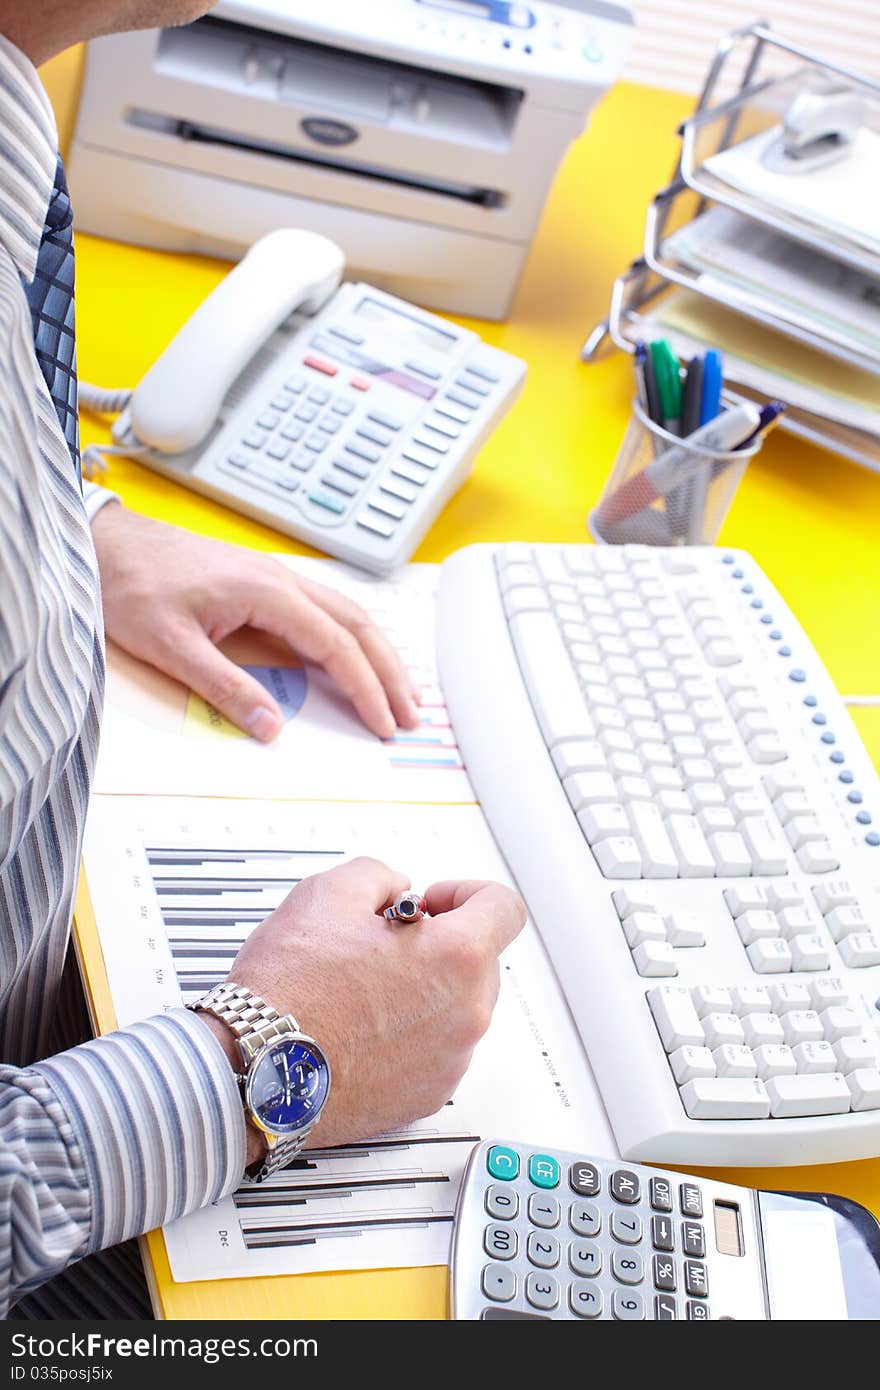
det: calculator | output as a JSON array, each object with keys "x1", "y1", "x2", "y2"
[{"x1": 451, "y1": 1140, "x2": 880, "y2": 1319}]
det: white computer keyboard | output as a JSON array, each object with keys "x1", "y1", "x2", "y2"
[{"x1": 437, "y1": 543, "x2": 880, "y2": 1165}]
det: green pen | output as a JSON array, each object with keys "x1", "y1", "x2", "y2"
[{"x1": 649, "y1": 339, "x2": 683, "y2": 436}]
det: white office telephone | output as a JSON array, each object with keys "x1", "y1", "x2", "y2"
[{"x1": 105, "y1": 229, "x2": 526, "y2": 575}]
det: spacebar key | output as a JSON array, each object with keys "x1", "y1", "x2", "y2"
[{"x1": 508, "y1": 611, "x2": 594, "y2": 747}]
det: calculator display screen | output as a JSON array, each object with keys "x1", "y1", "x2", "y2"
[
  {"x1": 713, "y1": 1201, "x2": 744, "y2": 1257},
  {"x1": 355, "y1": 297, "x2": 458, "y2": 356}
]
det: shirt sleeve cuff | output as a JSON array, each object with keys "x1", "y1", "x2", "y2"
[
  {"x1": 82, "y1": 481, "x2": 120, "y2": 524},
  {"x1": 32, "y1": 1009, "x2": 247, "y2": 1254}
]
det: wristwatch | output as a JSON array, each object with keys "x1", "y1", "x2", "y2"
[{"x1": 190, "y1": 981, "x2": 331, "y2": 1182}]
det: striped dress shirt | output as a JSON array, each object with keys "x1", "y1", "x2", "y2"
[{"x1": 0, "y1": 35, "x2": 246, "y2": 1316}]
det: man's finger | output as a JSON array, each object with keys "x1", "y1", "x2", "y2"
[
  {"x1": 307, "y1": 856, "x2": 411, "y2": 914},
  {"x1": 152, "y1": 623, "x2": 283, "y2": 741},
  {"x1": 245, "y1": 581, "x2": 399, "y2": 739},
  {"x1": 425, "y1": 881, "x2": 527, "y2": 955},
  {"x1": 295, "y1": 574, "x2": 420, "y2": 728}
]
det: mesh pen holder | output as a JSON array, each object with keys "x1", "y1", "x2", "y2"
[{"x1": 589, "y1": 399, "x2": 762, "y2": 547}]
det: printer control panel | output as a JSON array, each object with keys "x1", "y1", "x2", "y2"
[{"x1": 216, "y1": 0, "x2": 635, "y2": 87}]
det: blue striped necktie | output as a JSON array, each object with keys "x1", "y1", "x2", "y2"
[{"x1": 23, "y1": 153, "x2": 81, "y2": 487}]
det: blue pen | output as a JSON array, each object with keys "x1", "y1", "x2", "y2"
[{"x1": 699, "y1": 350, "x2": 723, "y2": 425}]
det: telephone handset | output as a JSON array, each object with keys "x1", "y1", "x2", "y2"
[{"x1": 109, "y1": 229, "x2": 526, "y2": 576}]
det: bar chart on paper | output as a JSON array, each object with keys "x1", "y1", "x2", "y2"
[{"x1": 82, "y1": 795, "x2": 613, "y2": 1282}]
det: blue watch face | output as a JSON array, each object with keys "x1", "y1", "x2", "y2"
[{"x1": 246, "y1": 1038, "x2": 330, "y2": 1137}]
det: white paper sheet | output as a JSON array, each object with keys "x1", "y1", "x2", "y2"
[
  {"x1": 94, "y1": 558, "x2": 474, "y2": 804},
  {"x1": 82, "y1": 795, "x2": 615, "y2": 1282}
]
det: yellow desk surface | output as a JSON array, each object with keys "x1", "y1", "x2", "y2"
[{"x1": 44, "y1": 47, "x2": 880, "y2": 1320}]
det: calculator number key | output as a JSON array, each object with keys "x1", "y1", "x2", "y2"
[
  {"x1": 525, "y1": 1272, "x2": 559, "y2": 1311},
  {"x1": 569, "y1": 1201, "x2": 601, "y2": 1238},
  {"x1": 569, "y1": 1241, "x2": 602, "y2": 1278},
  {"x1": 611, "y1": 1210, "x2": 642, "y2": 1245},
  {"x1": 569, "y1": 1282, "x2": 603, "y2": 1319},
  {"x1": 526, "y1": 1231, "x2": 560, "y2": 1270},
  {"x1": 612, "y1": 1250, "x2": 645, "y2": 1285},
  {"x1": 528, "y1": 1194, "x2": 560, "y2": 1229},
  {"x1": 613, "y1": 1289, "x2": 645, "y2": 1320},
  {"x1": 485, "y1": 1184, "x2": 519, "y2": 1221},
  {"x1": 484, "y1": 1224, "x2": 518, "y2": 1261}
]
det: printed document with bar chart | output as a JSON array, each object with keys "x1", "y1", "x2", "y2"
[{"x1": 80, "y1": 560, "x2": 613, "y2": 1283}]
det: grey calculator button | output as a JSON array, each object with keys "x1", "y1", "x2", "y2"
[
  {"x1": 356, "y1": 423, "x2": 393, "y2": 448},
  {"x1": 687, "y1": 1300, "x2": 710, "y2": 1320},
  {"x1": 318, "y1": 416, "x2": 341, "y2": 435},
  {"x1": 256, "y1": 410, "x2": 281, "y2": 430},
  {"x1": 569, "y1": 1201, "x2": 600, "y2": 1238},
  {"x1": 410, "y1": 432, "x2": 449, "y2": 455},
  {"x1": 682, "y1": 1222, "x2": 705, "y2": 1258},
  {"x1": 335, "y1": 457, "x2": 370, "y2": 481},
  {"x1": 611, "y1": 1170, "x2": 641, "y2": 1205},
  {"x1": 366, "y1": 409, "x2": 402, "y2": 431},
  {"x1": 369, "y1": 495, "x2": 407, "y2": 522},
  {"x1": 484, "y1": 1224, "x2": 518, "y2": 1261},
  {"x1": 328, "y1": 325, "x2": 365, "y2": 346},
  {"x1": 391, "y1": 463, "x2": 428, "y2": 487},
  {"x1": 242, "y1": 430, "x2": 265, "y2": 449},
  {"x1": 684, "y1": 1260, "x2": 709, "y2": 1298},
  {"x1": 655, "y1": 1294, "x2": 677, "y2": 1320},
  {"x1": 435, "y1": 400, "x2": 471, "y2": 425},
  {"x1": 423, "y1": 416, "x2": 461, "y2": 440},
  {"x1": 295, "y1": 403, "x2": 319, "y2": 423},
  {"x1": 612, "y1": 1288, "x2": 645, "y2": 1320},
  {"x1": 381, "y1": 477, "x2": 418, "y2": 504},
  {"x1": 455, "y1": 374, "x2": 489, "y2": 397},
  {"x1": 463, "y1": 361, "x2": 500, "y2": 384},
  {"x1": 526, "y1": 1231, "x2": 559, "y2": 1270},
  {"x1": 611, "y1": 1210, "x2": 642, "y2": 1245},
  {"x1": 569, "y1": 1281, "x2": 603, "y2": 1319},
  {"x1": 266, "y1": 440, "x2": 290, "y2": 461},
  {"x1": 649, "y1": 1176, "x2": 673, "y2": 1212},
  {"x1": 271, "y1": 392, "x2": 295, "y2": 412},
  {"x1": 280, "y1": 421, "x2": 305, "y2": 442},
  {"x1": 290, "y1": 451, "x2": 316, "y2": 473},
  {"x1": 356, "y1": 515, "x2": 395, "y2": 540},
  {"x1": 445, "y1": 388, "x2": 480, "y2": 410},
  {"x1": 612, "y1": 1249, "x2": 645, "y2": 1285},
  {"x1": 405, "y1": 359, "x2": 442, "y2": 380},
  {"x1": 651, "y1": 1215, "x2": 674, "y2": 1252},
  {"x1": 481, "y1": 1263, "x2": 516, "y2": 1303},
  {"x1": 653, "y1": 1255, "x2": 676, "y2": 1293},
  {"x1": 401, "y1": 448, "x2": 439, "y2": 472},
  {"x1": 285, "y1": 376, "x2": 306, "y2": 393},
  {"x1": 569, "y1": 1161, "x2": 600, "y2": 1197},
  {"x1": 680, "y1": 1184, "x2": 703, "y2": 1218},
  {"x1": 568, "y1": 1241, "x2": 602, "y2": 1278},
  {"x1": 528, "y1": 1194, "x2": 560, "y2": 1229},
  {"x1": 304, "y1": 433, "x2": 328, "y2": 453},
  {"x1": 525, "y1": 1272, "x2": 559, "y2": 1311},
  {"x1": 345, "y1": 439, "x2": 382, "y2": 464},
  {"x1": 322, "y1": 472, "x2": 359, "y2": 499},
  {"x1": 307, "y1": 388, "x2": 331, "y2": 406},
  {"x1": 331, "y1": 398, "x2": 355, "y2": 416},
  {"x1": 485, "y1": 1184, "x2": 519, "y2": 1221}
]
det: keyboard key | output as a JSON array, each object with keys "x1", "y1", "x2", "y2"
[
  {"x1": 846, "y1": 1068, "x2": 880, "y2": 1110},
  {"x1": 702, "y1": 1012, "x2": 745, "y2": 1048},
  {"x1": 631, "y1": 940, "x2": 677, "y2": 976},
  {"x1": 796, "y1": 840, "x2": 840, "y2": 873},
  {"x1": 837, "y1": 933, "x2": 880, "y2": 968},
  {"x1": 564, "y1": 771, "x2": 618, "y2": 810},
  {"x1": 820, "y1": 1005, "x2": 869, "y2": 1041},
  {"x1": 648, "y1": 986, "x2": 705, "y2": 1051},
  {"x1": 765, "y1": 1073, "x2": 850, "y2": 1117},
  {"x1": 725, "y1": 885, "x2": 770, "y2": 916},
  {"x1": 692, "y1": 985, "x2": 733, "y2": 1017},
  {"x1": 593, "y1": 837, "x2": 643, "y2": 878},
  {"x1": 824, "y1": 905, "x2": 867, "y2": 943},
  {"x1": 812, "y1": 879, "x2": 858, "y2": 914},
  {"x1": 739, "y1": 817, "x2": 788, "y2": 875},
  {"x1": 735, "y1": 909, "x2": 779, "y2": 945},
  {"x1": 713, "y1": 1044, "x2": 757, "y2": 1078},
  {"x1": 552, "y1": 740, "x2": 606, "y2": 778},
  {"x1": 753, "y1": 1044, "x2": 797, "y2": 1079},
  {"x1": 708, "y1": 832, "x2": 752, "y2": 876},
  {"x1": 665, "y1": 816, "x2": 715, "y2": 877},
  {"x1": 780, "y1": 1011, "x2": 824, "y2": 1046},
  {"x1": 769, "y1": 982, "x2": 812, "y2": 1013},
  {"x1": 508, "y1": 612, "x2": 594, "y2": 749},
  {"x1": 622, "y1": 912, "x2": 667, "y2": 948},
  {"x1": 791, "y1": 1041, "x2": 836, "y2": 1074},
  {"x1": 679, "y1": 1077, "x2": 770, "y2": 1119},
  {"x1": 741, "y1": 1012, "x2": 785, "y2": 1047},
  {"x1": 664, "y1": 913, "x2": 706, "y2": 948},
  {"x1": 834, "y1": 1036, "x2": 880, "y2": 1073}
]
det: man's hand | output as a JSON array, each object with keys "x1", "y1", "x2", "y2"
[
  {"x1": 203, "y1": 858, "x2": 527, "y2": 1155},
  {"x1": 91, "y1": 504, "x2": 420, "y2": 739}
]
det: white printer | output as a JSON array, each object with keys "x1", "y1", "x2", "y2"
[{"x1": 67, "y1": 0, "x2": 634, "y2": 318}]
